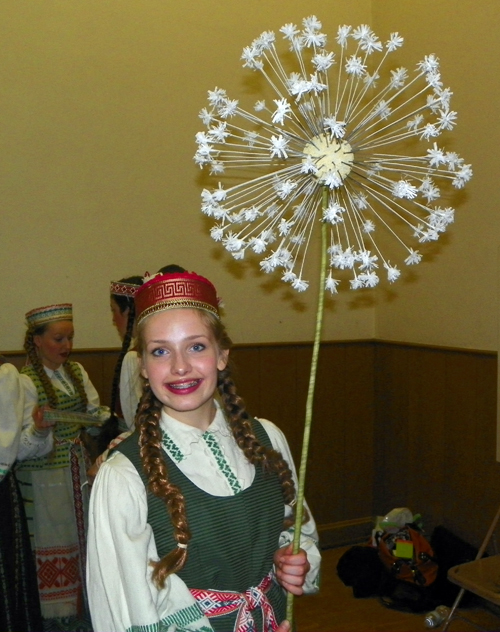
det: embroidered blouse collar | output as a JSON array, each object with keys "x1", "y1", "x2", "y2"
[{"x1": 160, "y1": 399, "x2": 231, "y2": 456}]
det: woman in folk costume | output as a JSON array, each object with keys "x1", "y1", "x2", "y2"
[
  {"x1": 16, "y1": 303, "x2": 109, "y2": 628},
  {"x1": 87, "y1": 271, "x2": 321, "y2": 632},
  {"x1": 0, "y1": 358, "x2": 54, "y2": 632}
]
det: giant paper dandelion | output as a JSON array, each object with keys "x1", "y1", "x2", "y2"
[
  {"x1": 194, "y1": 16, "x2": 471, "y2": 624},
  {"x1": 195, "y1": 17, "x2": 471, "y2": 291}
]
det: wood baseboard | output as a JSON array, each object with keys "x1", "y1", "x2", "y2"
[{"x1": 318, "y1": 516, "x2": 373, "y2": 549}]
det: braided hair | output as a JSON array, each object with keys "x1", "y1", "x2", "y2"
[
  {"x1": 135, "y1": 308, "x2": 299, "y2": 589},
  {"x1": 24, "y1": 322, "x2": 88, "y2": 408}
]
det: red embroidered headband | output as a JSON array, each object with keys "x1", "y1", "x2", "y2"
[
  {"x1": 109, "y1": 280, "x2": 141, "y2": 297},
  {"x1": 26, "y1": 303, "x2": 73, "y2": 328},
  {"x1": 135, "y1": 272, "x2": 220, "y2": 324}
]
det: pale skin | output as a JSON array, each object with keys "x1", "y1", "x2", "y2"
[
  {"x1": 110, "y1": 298, "x2": 130, "y2": 341},
  {"x1": 32, "y1": 404, "x2": 56, "y2": 434},
  {"x1": 140, "y1": 308, "x2": 310, "y2": 623}
]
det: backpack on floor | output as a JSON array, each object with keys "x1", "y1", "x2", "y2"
[{"x1": 377, "y1": 523, "x2": 438, "y2": 587}]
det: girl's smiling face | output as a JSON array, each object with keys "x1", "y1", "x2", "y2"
[
  {"x1": 34, "y1": 321, "x2": 74, "y2": 370},
  {"x1": 140, "y1": 308, "x2": 228, "y2": 430}
]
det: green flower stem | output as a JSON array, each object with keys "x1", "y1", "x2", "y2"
[{"x1": 286, "y1": 187, "x2": 329, "y2": 624}]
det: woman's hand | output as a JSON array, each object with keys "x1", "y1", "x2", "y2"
[
  {"x1": 86, "y1": 460, "x2": 101, "y2": 487},
  {"x1": 274, "y1": 543, "x2": 310, "y2": 596},
  {"x1": 32, "y1": 405, "x2": 56, "y2": 435},
  {"x1": 276, "y1": 620, "x2": 291, "y2": 632}
]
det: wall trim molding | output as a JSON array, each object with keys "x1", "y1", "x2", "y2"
[
  {"x1": 318, "y1": 517, "x2": 373, "y2": 549},
  {"x1": 2, "y1": 339, "x2": 496, "y2": 358}
]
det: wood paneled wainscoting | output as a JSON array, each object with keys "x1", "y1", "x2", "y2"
[{"x1": 4, "y1": 340, "x2": 498, "y2": 550}]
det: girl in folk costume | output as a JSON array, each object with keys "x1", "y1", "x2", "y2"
[
  {"x1": 108, "y1": 276, "x2": 143, "y2": 433},
  {"x1": 16, "y1": 303, "x2": 109, "y2": 628},
  {"x1": 87, "y1": 271, "x2": 321, "y2": 632},
  {"x1": 0, "y1": 358, "x2": 53, "y2": 632}
]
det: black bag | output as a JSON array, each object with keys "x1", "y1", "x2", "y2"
[
  {"x1": 337, "y1": 545, "x2": 385, "y2": 598},
  {"x1": 378, "y1": 572, "x2": 439, "y2": 613}
]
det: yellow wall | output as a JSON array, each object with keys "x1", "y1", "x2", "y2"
[
  {"x1": 0, "y1": 1, "x2": 495, "y2": 352},
  {"x1": 373, "y1": 1, "x2": 500, "y2": 351}
]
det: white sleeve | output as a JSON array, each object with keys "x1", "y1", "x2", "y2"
[
  {"x1": 258, "y1": 418, "x2": 321, "y2": 594},
  {"x1": 0, "y1": 364, "x2": 23, "y2": 478},
  {"x1": 87, "y1": 451, "x2": 212, "y2": 632},
  {"x1": 119, "y1": 351, "x2": 142, "y2": 430},
  {"x1": 16, "y1": 372, "x2": 54, "y2": 461}
]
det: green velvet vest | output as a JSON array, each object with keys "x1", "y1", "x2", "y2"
[{"x1": 116, "y1": 419, "x2": 287, "y2": 631}]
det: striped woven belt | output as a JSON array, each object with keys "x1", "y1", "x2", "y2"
[{"x1": 190, "y1": 570, "x2": 278, "y2": 632}]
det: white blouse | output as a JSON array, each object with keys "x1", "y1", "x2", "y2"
[
  {"x1": 87, "y1": 402, "x2": 321, "y2": 632},
  {"x1": 0, "y1": 363, "x2": 53, "y2": 479}
]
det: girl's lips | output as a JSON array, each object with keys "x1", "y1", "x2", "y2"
[{"x1": 165, "y1": 379, "x2": 202, "y2": 395}]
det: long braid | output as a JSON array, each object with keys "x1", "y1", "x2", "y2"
[
  {"x1": 24, "y1": 327, "x2": 58, "y2": 408},
  {"x1": 64, "y1": 361, "x2": 88, "y2": 407},
  {"x1": 200, "y1": 311, "x2": 303, "y2": 529},
  {"x1": 217, "y1": 365, "x2": 299, "y2": 528},
  {"x1": 136, "y1": 383, "x2": 191, "y2": 589}
]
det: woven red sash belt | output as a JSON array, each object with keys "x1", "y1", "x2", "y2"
[{"x1": 190, "y1": 570, "x2": 278, "y2": 632}]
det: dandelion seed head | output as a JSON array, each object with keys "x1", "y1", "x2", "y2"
[
  {"x1": 345, "y1": 55, "x2": 367, "y2": 77},
  {"x1": 209, "y1": 161, "x2": 225, "y2": 175},
  {"x1": 323, "y1": 201, "x2": 346, "y2": 224},
  {"x1": 325, "y1": 275, "x2": 340, "y2": 294},
  {"x1": 384, "y1": 263, "x2": 401, "y2": 282},
  {"x1": 386, "y1": 32, "x2": 404, "y2": 52},
  {"x1": 250, "y1": 237, "x2": 268, "y2": 254},
  {"x1": 359, "y1": 271, "x2": 380, "y2": 287},
  {"x1": 207, "y1": 87, "x2": 227, "y2": 107},
  {"x1": 210, "y1": 226, "x2": 224, "y2": 241},
  {"x1": 292, "y1": 277, "x2": 309, "y2": 292},
  {"x1": 313, "y1": 51, "x2": 335, "y2": 72},
  {"x1": 405, "y1": 249, "x2": 423, "y2": 265},
  {"x1": 195, "y1": 18, "x2": 471, "y2": 292},
  {"x1": 280, "y1": 23, "x2": 299, "y2": 41},
  {"x1": 336, "y1": 25, "x2": 352, "y2": 48},
  {"x1": 363, "y1": 220, "x2": 375, "y2": 233},
  {"x1": 390, "y1": 67, "x2": 408, "y2": 90}
]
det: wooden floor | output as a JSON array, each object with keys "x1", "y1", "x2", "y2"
[{"x1": 294, "y1": 547, "x2": 500, "y2": 632}]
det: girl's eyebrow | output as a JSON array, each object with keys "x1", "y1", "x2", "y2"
[{"x1": 147, "y1": 334, "x2": 209, "y2": 344}]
